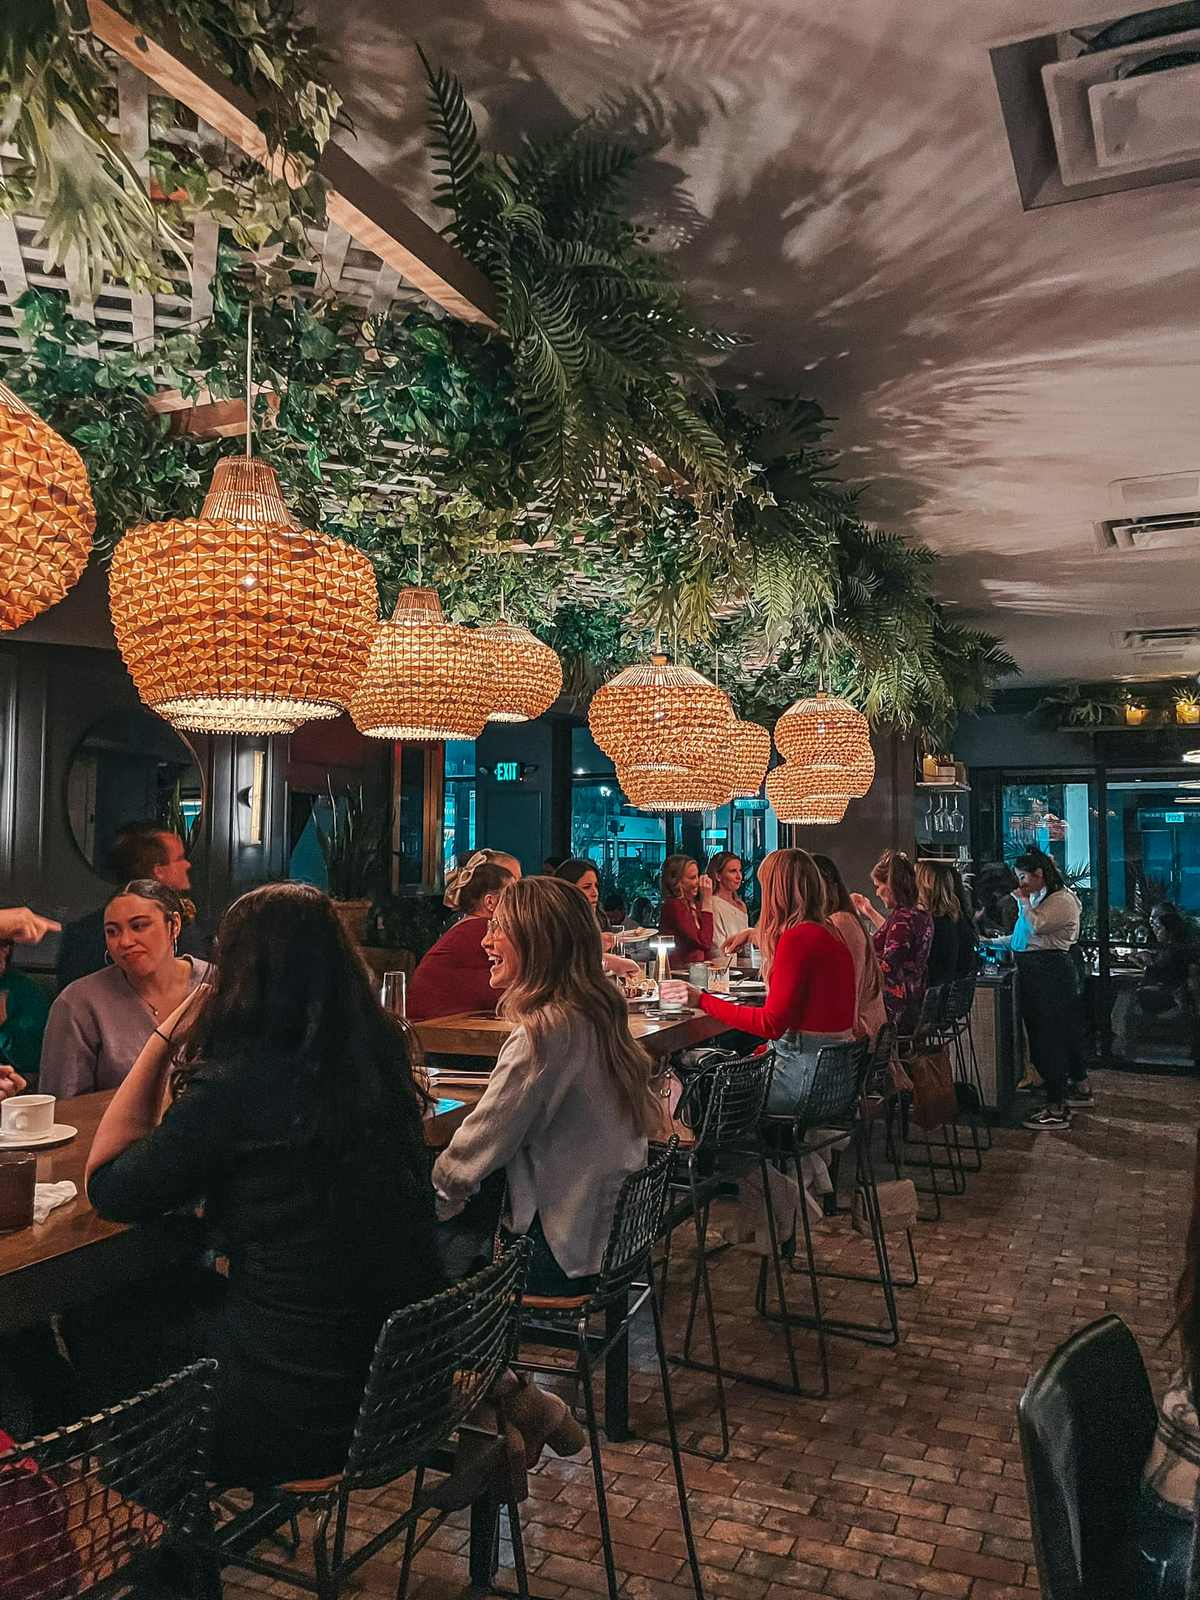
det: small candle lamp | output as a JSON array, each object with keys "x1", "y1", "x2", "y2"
[{"x1": 1124, "y1": 702, "x2": 1148, "y2": 727}]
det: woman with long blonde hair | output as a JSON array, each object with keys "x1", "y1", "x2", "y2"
[
  {"x1": 662, "y1": 848, "x2": 856, "y2": 1111},
  {"x1": 433, "y1": 875, "x2": 659, "y2": 1295}
]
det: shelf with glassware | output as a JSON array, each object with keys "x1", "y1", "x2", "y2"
[{"x1": 915, "y1": 778, "x2": 972, "y2": 865}]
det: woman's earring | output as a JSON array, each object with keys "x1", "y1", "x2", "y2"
[{"x1": 103, "y1": 949, "x2": 113, "y2": 966}]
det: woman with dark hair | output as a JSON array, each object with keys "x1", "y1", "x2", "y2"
[
  {"x1": 916, "y1": 860, "x2": 978, "y2": 988},
  {"x1": 85, "y1": 883, "x2": 443, "y2": 1487},
  {"x1": 812, "y1": 853, "x2": 886, "y2": 1040},
  {"x1": 658, "y1": 853, "x2": 714, "y2": 967},
  {"x1": 409, "y1": 858, "x2": 515, "y2": 1021},
  {"x1": 554, "y1": 859, "x2": 640, "y2": 977},
  {"x1": 852, "y1": 850, "x2": 933, "y2": 1034},
  {"x1": 40, "y1": 881, "x2": 211, "y2": 1098},
  {"x1": 1010, "y1": 847, "x2": 1092, "y2": 1130}
]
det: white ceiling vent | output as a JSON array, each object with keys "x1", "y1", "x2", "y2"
[
  {"x1": 1097, "y1": 473, "x2": 1200, "y2": 552},
  {"x1": 1120, "y1": 625, "x2": 1200, "y2": 656}
]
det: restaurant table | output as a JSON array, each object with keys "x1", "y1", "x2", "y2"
[
  {"x1": 412, "y1": 1003, "x2": 728, "y2": 1060},
  {"x1": 0, "y1": 1089, "x2": 473, "y2": 1336}
]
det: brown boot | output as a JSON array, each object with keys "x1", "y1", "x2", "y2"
[{"x1": 492, "y1": 1372, "x2": 586, "y2": 1468}]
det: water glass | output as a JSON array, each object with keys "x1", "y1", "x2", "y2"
[
  {"x1": 0, "y1": 1150, "x2": 36, "y2": 1232},
  {"x1": 381, "y1": 970, "x2": 408, "y2": 1018}
]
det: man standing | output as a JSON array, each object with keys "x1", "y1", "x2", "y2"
[{"x1": 56, "y1": 820, "x2": 208, "y2": 990}]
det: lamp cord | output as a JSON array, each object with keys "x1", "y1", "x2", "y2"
[{"x1": 245, "y1": 301, "x2": 253, "y2": 460}]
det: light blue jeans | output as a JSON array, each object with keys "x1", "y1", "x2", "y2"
[{"x1": 767, "y1": 1031, "x2": 854, "y2": 1114}]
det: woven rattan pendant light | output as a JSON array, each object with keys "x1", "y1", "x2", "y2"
[
  {"x1": 729, "y1": 719, "x2": 772, "y2": 798},
  {"x1": 589, "y1": 651, "x2": 734, "y2": 774},
  {"x1": 774, "y1": 691, "x2": 870, "y2": 770},
  {"x1": 619, "y1": 741, "x2": 738, "y2": 812},
  {"x1": 351, "y1": 586, "x2": 494, "y2": 741},
  {"x1": 0, "y1": 381, "x2": 95, "y2": 631},
  {"x1": 477, "y1": 599, "x2": 563, "y2": 723},
  {"x1": 110, "y1": 306, "x2": 377, "y2": 734},
  {"x1": 766, "y1": 764, "x2": 848, "y2": 825}
]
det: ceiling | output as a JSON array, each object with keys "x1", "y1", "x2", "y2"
[{"x1": 315, "y1": 0, "x2": 1200, "y2": 685}]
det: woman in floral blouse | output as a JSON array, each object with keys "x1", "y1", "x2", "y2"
[{"x1": 851, "y1": 850, "x2": 933, "y2": 1034}]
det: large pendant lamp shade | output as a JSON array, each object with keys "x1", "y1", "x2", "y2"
[
  {"x1": 620, "y1": 753, "x2": 737, "y2": 813},
  {"x1": 729, "y1": 719, "x2": 772, "y2": 798},
  {"x1": 774, "y1": 691, "x2": 869, "y2": 769},
  {"x1": 845, "y1": 745, "x2": 876, "y2": 799},
  {"x1": 477, "y1": 619, "x2": 563, "y2": 723},
  {"x1": 766, "y1": 764, "x2": 848, "y2": 825},
  {"x1": 0, "y1": 381, "x2": 95, "y2": 631},
  {"x1": 351, "y1": 586, "x2": 494, "y2": 741},
  {"x1": 109, "y1": 457, "x2": 378, "y2": 734},
  {"x1": 589, "y1": 652, "x2": 734, "y2": 774}
]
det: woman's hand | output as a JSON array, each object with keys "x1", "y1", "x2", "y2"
[
  {"x1": 723, "y1": 927, "x2": 758, "y2": 955},
  {"x1": 157, "y1": 982, "x2": 210, "y2": 1044},
  {"x1": 0, "y1": 1065, "x2": 27, "y2": 1101},
  {"x1": 601, "y1": 930, "x2": 616, "y2": 952},
  {"x1": 698, "y1": 873, "x2": 714, "y2": 907},
  {"x1": 659, "y1": 978, "x2": 702, "y2": 1009},
  {"x1": 850, "y1": 893, "x2": 874, "y2": 916},
  {"x1": 603, "y1": 953, "x2": 640, "y2": 978}
]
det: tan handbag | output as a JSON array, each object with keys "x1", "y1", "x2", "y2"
[
  {"x1": 853, "y1": 1178, "x2": 918, "y2": 1235},
  {"x1": 908, "y1": 1046, "x2": 957, "y2": 1131}
]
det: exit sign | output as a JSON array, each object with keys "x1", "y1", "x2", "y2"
[
  {"x1": 1164, "y1": 811, "x2": 1186, "y2": 823},
  {"x1": 495, "y1": 761, "x2": 522, "y2": 782}
]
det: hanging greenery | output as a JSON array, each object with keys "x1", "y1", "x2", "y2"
[{"x1": 0, "y1": 0, "x2": 340, "y2": 292}]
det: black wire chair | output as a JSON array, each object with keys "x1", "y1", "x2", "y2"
[
  {"x1": 947, "y1": 975, "x2": 992, "y2": 1155},
  {"x1": 207, "y1": 1242, "x2": 531, "y2": 1600},
  {"x1": 657, "y1": 1049, "x2": 805, "y2": 1457},
  {"x1": 512, "y1": 1143, "x2": 706, "y2": 1600},
  {"x1": 754, "y1": 1036, "x2": 914, "y2": 1395},
  {"x1": 888, "y1": 984, "x2": 969, "y2": 1218},
  {"x1": 0, "y1": 1359, "x2": 217, "y2": 1600}
]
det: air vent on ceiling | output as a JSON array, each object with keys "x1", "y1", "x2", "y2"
[
  {"x1": 1120, "y1": 625, "x2": 1200, "y2": 654},
  {"x1": 1097, "y1": 512, "x2": 1200, "y2": 551}
]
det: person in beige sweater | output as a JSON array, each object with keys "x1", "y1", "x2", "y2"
[{"x1": 433, "y1": 875, "x2": 661, "y2": 1296}]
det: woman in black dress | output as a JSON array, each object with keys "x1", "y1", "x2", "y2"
[{"x1": 86, "y1": 882, "x2": 443, "y2": 1487}]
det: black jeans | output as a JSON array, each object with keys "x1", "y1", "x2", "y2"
[{"x1": 1016, "y1": 950, "x2": 1088, "y2": 1104}]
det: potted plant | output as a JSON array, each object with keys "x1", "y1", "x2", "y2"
[{"x1": 313, "y1": 782, "x2": 383, "y2": 943}]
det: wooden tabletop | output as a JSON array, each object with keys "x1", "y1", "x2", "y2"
[
  {"x1": 412, "y1": 1005, "x2": 727, "y2": 1060},
  {"x1": 0, "y1": 1088, "x2": 477, "y2": 1332}
]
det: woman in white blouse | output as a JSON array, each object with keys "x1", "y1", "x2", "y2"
[
  {"x1": 707, "y1": 852, "x2": 750, "y2": 955},
  {"x1": 433, "y1": 875, "x2": 660, "y2": 1296}
]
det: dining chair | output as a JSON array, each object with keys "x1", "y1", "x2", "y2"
[
  {"x1": 206, "y1": 1242, "x2": 531, "y2": 1600},
  {"x1": 512, "y1": 1143, "x2": 706, "y2": 1600},
  {"x1": 0, "y1": 1359, "x2": 217, "y2": 1599}
]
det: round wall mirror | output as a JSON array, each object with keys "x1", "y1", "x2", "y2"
[{"x1": 66, "y1": 709, "x2": 203, "y2": 879}]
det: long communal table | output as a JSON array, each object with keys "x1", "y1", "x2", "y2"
[
  {"x1": 0, "y1": 1089, "x2": 472, "y2": 1336},
  {"x1": 412, "y1": 1003, "x2": 727, "y2": 1060}
]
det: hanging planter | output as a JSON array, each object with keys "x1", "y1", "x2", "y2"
[{"x1": 0, "y1": 380, "x2": 94, "y2": 631}]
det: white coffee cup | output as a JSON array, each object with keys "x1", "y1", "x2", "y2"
[{"x1": 1, "y1": 1093, "x2": 55, "y2": 1139}]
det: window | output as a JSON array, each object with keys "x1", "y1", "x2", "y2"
[{"x1": 444, "y1": 739, "x2": 476, "y2": 872}]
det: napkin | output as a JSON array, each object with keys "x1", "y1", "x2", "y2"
[{"x1": 33, "y1": 1180, "x2": 77, "y2": 1224}]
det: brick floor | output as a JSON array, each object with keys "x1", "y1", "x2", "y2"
[{"x1": 220, "y1": 1067, "x2": 1197, "y2": 1598}]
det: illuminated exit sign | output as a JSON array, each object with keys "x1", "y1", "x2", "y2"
[{"x1": 495, "y1": 761, "x2": 522, "y2": 782}]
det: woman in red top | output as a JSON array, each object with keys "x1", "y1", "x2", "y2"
[
  {"x1": 663, "y1": 849, "x2": 855, "y2": 1112},
  {"x1": 407, "y1": 859, "x2": 515, "y2": 1020},
  {"x1": 658, "y1": 854, "x2": 714, "y2": 966}
]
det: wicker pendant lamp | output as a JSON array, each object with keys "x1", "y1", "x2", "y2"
[
  {"x1": 589, "y1": 651, "x2": 734, "y2": 774},
  {"x1": 110, "y1": 455, "x2": 377, "y2": 734},
  {"x1": 620, "y1": 748, "x2": 737, "y2": 813},
  {"x1": 774, "y1": 691, "x2": 870, "y2": 769},
  {"x1": 350, "y1": 586, "x2": 494, "y2": 741},
  {"x1": 0, "y1": 381, "x2": 95, "y2": 631},
  {"x1": 766, "y1": 764, "x2": 848, "y2": 825},
  {"x1": 729, "y1": 719, "x2": 772, "y2": 798},
  {"x1": 844, "y1": 745, "x2": 876, "y2": 798},
  {"x1": 477, "y1": 608, "x2": 563, "y2": 723}
]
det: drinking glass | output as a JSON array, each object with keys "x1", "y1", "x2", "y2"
[
  {"x1": 381, "y1": 970, "x2": 408, "y2": 1018},
  {"x1": 0, "y1": 1150, "x2": 36, "y2": 1232}
]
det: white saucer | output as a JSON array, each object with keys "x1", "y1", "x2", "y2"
[{"x1": 0, "y1": 1124, "x2": 78, "y2": 1150}]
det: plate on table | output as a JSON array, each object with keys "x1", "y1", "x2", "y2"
[
  {"x1": 0, "y1": 1124, "x2": 78, "y2": 1150},
  {"x1": 613, "y1": 927, "x2": 656, "y2": 943}
]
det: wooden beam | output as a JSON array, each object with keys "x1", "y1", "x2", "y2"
[{"x1": 85, "y1": 0, "x2": 498, "y2": 328}]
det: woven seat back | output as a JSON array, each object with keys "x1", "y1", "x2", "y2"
[
  {"x1": 0, "y1": 1359, "x2": 215, "y2": 1600},
  {"x1": 689, "y1": 1050, "x2": 776, "y2": 1151},
  {"x1": 795, "y1": 1038, "x2": 869, "y2": 1125},
  {"x1": 343, "y1": 1241, "x2": 528, "y2": 1492},
  {"x1": 592, "y1": 1143, "x2": 677, "y2": 1302}
]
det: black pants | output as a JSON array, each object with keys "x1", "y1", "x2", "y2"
[
  {"x1": 1016, "y1": 950, "x2": 1088, "y2": 1103},
  {"x1": 1126, "y1": 1481, "x2": 1192, "y2": 1599}
]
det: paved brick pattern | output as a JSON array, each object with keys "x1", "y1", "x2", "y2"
[{"x1": 221, "y1": 1068, "x2": 1197, "y2": 1598}]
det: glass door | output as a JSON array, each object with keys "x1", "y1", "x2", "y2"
[{"x1": 1102, "y1": 772, "x2": 1200, "y2": 1071}]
